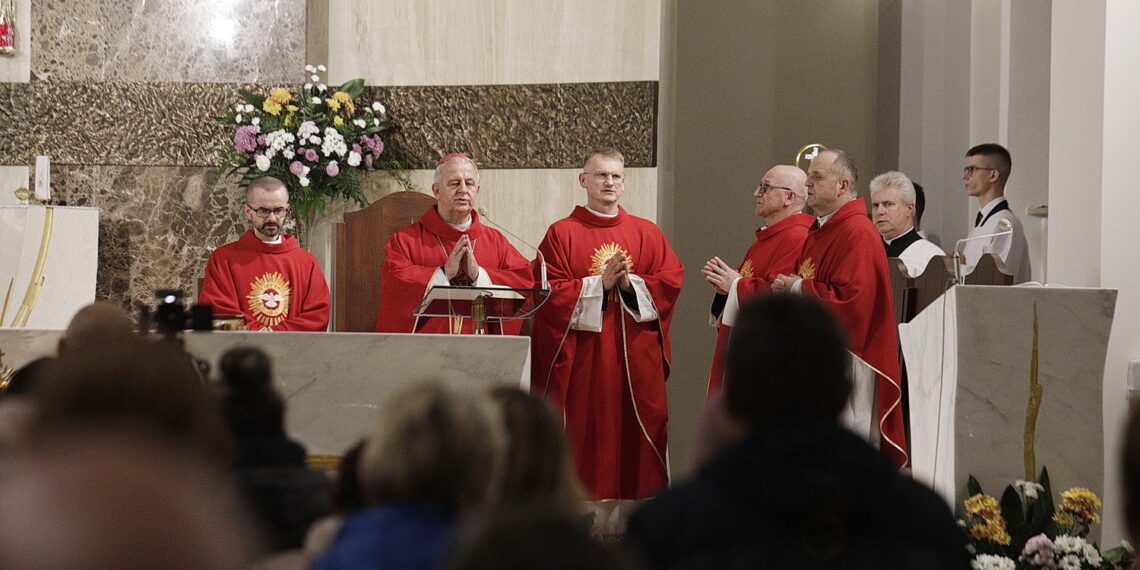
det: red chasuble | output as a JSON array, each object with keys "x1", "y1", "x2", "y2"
[
  {"x1": 376, "y1": 205, "x2": 533, "y2": 334},
  {"x1": 795, "y1": 198, "x2": 907, "y2": 468},
  {"x1": 199, "y1": 229, "x2": 330, "y2": 331},
  {"x1": 707, "y1": 213, "x2": 813, "y2": 396},
  {"x1": 531, "y1": 206, "x2": 684, "y2": 500}
]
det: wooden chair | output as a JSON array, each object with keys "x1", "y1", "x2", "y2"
[
  {"x1": 888, "y1": 253, "x2": 1014, "y2": 324},
  {"x1": 334, "y1": 192, "x2": 437, "y2": 332}
]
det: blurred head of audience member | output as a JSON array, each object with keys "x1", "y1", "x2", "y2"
[
  {"x1": 28, "y1": 330, "x2": 234, "y2": 462},
  {"x1": 0, "y1": 429, "x2": 258, "y2": 568},
  {"x1": 214, "y1": 346, "x2": 332, "y2": 554},
  {"x1": 312, "y1": 381, "x2": 505, "y2": 570},
  {"x1": 487, "y1": 386, "x2": 585, "y2": 517},
  {"x1": 57, "y1": 301, "x2": 134, "y2": 356},
  {"x1": 1121, "y1": 404, "x2": 1140, "y2": 546},
  {"x1": 445, "y1": 507, "x2": 632, "y2": 570}
]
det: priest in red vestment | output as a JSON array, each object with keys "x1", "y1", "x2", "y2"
[
  {"x1": 531, "y1": 148, "x2": 684, "y2": 500},
  {"x1": 701, "y1": 165, "x2": 814, "y2": 396},
  {"x1": 199, "y1": 177, "x2": 330, "y2": 331},
  {"x1": 773, "y1": 149, "x2": 907, "y2": 469},
  {"x1": 376, "y1": 154, "x2": 533, "y2": 334}
]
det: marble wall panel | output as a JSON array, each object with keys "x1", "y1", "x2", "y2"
[
  {"x1": 48, "y1": 165, "x2": 247, "y2": 317},
  {"x1": 0, "y1": 80, "x2": 657, "y2": 169},
  {"x1": 31, "y1": 0, "x2": 306, "y2": 83},
  {"x1": 330, "y1": 0, "x2": 661, "y2": 86},
  {"x1": 0, "y1": 165, "x2": 28, "y2": 204}
]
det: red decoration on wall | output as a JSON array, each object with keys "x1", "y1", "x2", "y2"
[{"x1": 0, "y1": 0, "x2": 15, "y2": 56}]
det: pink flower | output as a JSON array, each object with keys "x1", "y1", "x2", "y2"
[
  {"x1": 364, "y1": 154, "x2": 373, "y2": 168},
  {"x1": 305, "y1": 148, "x2": 318, "y2": 162},
  {"x1": 1021, "y1": 534, "x2": 1055, "y2": 568},
  {"x1": 360, "y1": 134, "x2": 384, "y2": 156},
  {"x1": 326, "y1": 161, "x2": 340, "y2": 177},
  {"x1": 233, "y1": 125, "x2": 259, "y2": 153},
  {"x1": 352, "y1": 143, "x2": 363, "y2": 155},
  {"x1": 289, "y1": 161, "x2": 305, "y2": 176}
]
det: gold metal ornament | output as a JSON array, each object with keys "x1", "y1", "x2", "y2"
[{"x1": 795, "y1": 143, "x2": 828, "y2": 171}]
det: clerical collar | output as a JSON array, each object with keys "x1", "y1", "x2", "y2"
[
  {"x1": 585, "y1": 205, "x2": 619, "y2": 218},
  {"x1": 816, "y1": 210, "x2": 838, "y2": 228},
  {"x1": 883, "y1": 227, "x2": 922, "y2": 258},
  {"x1": 259, "y1": 234, "x2": 283, "y2": 244},
  {"x1": 446, "y1": 217, "x2": 473, "y2": 231},
  {"x1": 883, "y1": 227, "x2": 918, "y2": 246}
]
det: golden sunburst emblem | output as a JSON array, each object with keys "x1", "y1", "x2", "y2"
[
  {"x1": 246, "y1": 271, "x2": 292, "y2": 327},
  {"x1": 739, "y1": 259, "x2": 755, "y2": 278},
  {"x1": 796, "y1": 258, "x2": 816, "y2": 280},
  {"x1": 589, "y1": 242, "x2": 635, "y2": 276}
]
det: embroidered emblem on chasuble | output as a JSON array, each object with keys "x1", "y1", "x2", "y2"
[
  {"x1": 246, "y1": 271, "x2": 292, "y2": 327},
  {"x1": 739, "y1": 259, "x2": 755, "y2": 278},
  {"x1": 588, "y1": 243, "x2": 635, "y2": 276},
  {"x1": 796, "y1": 257, "x2": 816, "y2": 280}
]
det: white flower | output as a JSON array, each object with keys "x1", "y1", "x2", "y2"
[
  {"x1": 282, "y1": 149, "x2": 295, "y2": 159},
  {"x1": 265, "y1": 129, "x2": 296, "y2": 152},
  {"x1": 1083, "y1": 544, "x2": 1102, "y2": 565},
  {"x1": 305, "y1": 64, "x2": 316, "y2": 73},
  {"x1": 373, "y1": 118, "x2": 380, "y2": 126},
  {"x1": 235, "y1": 113, "x2": 243, "y2": 123},
  {"x1": 312, "y1": 96, "x2": 322, "y2": 105},
  {"x1": 310, "y1": 136, "x2": 321, "y2": 145},
  {"x1": 251, "y1": 117, "x2": 260, "y2": 126},
  {"x1": 296, "y1": 121, "x2": 319, "y2": 140},
  {"x1": 318, "y1": 84, "x2": 328, "y2": 92},
  {"x1": 1058, "y1": 554, "x2": 1081, "y2": 570},
  {"x1": 971, "y1": 554, "x2": 1015, "y2": 570},
  {"x1": 371, "y1": 102, "x2": 386, "y2": 114},
  {"x1": 244, "y1": 104, "x2": 254, "y2": 113},
  {"x1": 1014, "y1": 480, "x2": 1045, "y2": 500},
  {"x1": 353, "y1": 119, "x2": 366, "y2": 128},
  {"x1": 347, "y1": 151, "x2": 362, "y2": 167},
  {"x1": 1053, "y1": 535, "x2": 1085, "y2": 554},
  {"x1": 310, "y1": 74, "x2": 320, "y2": 82},
  {"x1": 234, "y1": 104, "x2": 243, "y2": 112},
  {"x1": 321, "y1": 127, "x2": 347, "y2": 157},
  {"x1": 298, "y1": 176, "x2": 310, "y2": 187},
  {"x1": 304, "y1": 83, "x2": 312, "y2": 90},
  {"x1": 254, "y1": 154, "x2": 271, "y2": 172},
  {"x1": 317, "y1": 64, "x2": 327, "y2": 72},
  {"x1": 263, "y1": 147, "x2": 276, "y2": 159}
]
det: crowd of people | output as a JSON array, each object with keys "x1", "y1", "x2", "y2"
[{"x1": 7, "y1": 144, "x2": 1133, "y2": 569}]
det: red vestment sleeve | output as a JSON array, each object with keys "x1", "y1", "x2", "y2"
[{"x1": 199, "y1": 252, "x2": 261, "y2": 330}]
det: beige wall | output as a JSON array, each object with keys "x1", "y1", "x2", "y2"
[
  {"x1": 326, "y1": 0, "x2": 663, "y2": 253},
  {"x1": 664, "y1": 0, "x2": 884, "y2": 475}
]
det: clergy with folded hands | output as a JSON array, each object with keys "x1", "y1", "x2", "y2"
[{"x1": 375, "y1": 153, "x2": 533, "y2": 334}]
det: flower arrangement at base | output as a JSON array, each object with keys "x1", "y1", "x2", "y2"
[
  {"x1": 215, "y1": 64, "x2": 413, "y2": 221},
  {"x1": 961, "y1": 467, "x2": 1132, "y2": 569}
]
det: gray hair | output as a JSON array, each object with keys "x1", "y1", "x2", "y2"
[
  {"x1": 434, "y1": 155, "x2": 480, "y2": 185},
  {"x1": 869, "y1": 171, "x2": 916, "y2": 205}
]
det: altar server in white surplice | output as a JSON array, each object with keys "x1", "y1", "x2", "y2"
[
  {"x1": 871, "y1": 171, "x2": 944, "y2": 277},
  {"x1": 960, "y1": 143, "x2": 1031, "y2": 283}
]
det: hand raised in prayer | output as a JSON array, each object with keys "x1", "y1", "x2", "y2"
[
  {"x1": 462, "y1": 239, "x2": 479, "y2": 281},
  {"x1": 444, "y1": 235, "x2": 471, "y2": 281},
  {"x1": 771, "y1": 273, "x2": 796, "y2": 293},
  {"x1": 602, "y1": 252, "x2": 630, "y2": 292},
  {"x1": 701, "y1": 257, "x2": 741, "y2": 295}
]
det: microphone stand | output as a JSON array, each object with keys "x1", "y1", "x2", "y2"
[{"x1": 952, "y1": 221, "x2": 1012, "y2": 285}]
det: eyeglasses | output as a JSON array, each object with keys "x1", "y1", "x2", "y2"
[
  {"x1": 756, "y1": 183, "x2": 794, "y2": 195},
  {"x1": 249, "y1": 207, "x2": 290, "y2": 219},
  {"x1": 963, "y1": 166, "x2": 997, "y2": 175},
  {"x1": 588, "y1": 172, "x2": 624, "y2": 183}
]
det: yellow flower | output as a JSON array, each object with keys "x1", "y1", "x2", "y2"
[
  {"x1": 262, "y1": 100, "x2": 283, "y2": 116},
  {"x1": 334, "y1": 116, "x2": 344, "y2": 126},
  {"x1": 331, "y1": 91, "x2": 355, "y2": 115},
  {"x1": 969, "y1": 521, "x2": 1012, "y2": 545},
  {"x1": 965, "y1": 494, "x2": 1001, "y2": 520},
  {"x1": 286, "y1": 105, "x2": 299, "y2": 112},
  {"x1": 268, "y1": 88, "x2": 291, "y2": 103},
  {"x1": 325, "y1": 98, "x2": 341, "y2": 111},
  {"x1": 1056, "y1": 487, "x2": 1102, "y2": 525}
]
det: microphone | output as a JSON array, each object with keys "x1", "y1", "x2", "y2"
[
  {"x1": 477, "y1": 207, "x2": 549, "y2": 290},
  {"x1": 953, "y1": 218, "x2": 1013, "y2": 284}
]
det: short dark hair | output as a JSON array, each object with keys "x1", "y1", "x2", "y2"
[
  {"x1": 966, "y1": 143, "x2": 1012, "y2": 183},
  {"x1": 724, "y1": 295, "x2": 850, "y2": 428},
  {"x1": 913, "y1": 182, "x2": 926, "y2": 227},
  {"x1": 1122, "y1": 404, "x2": 1140, "y2": 543}
]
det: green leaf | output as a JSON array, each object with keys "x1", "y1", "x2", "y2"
[
  {"x1": 238, "y1": 89, "x2": 266, "y2": 107},
  {"x1": 338, "y1": 78, "x2": 365, "y2": 98},
  {"x1": 1000, "y1": 484, "x2": 1026, "y2": 548},
  {"x1": 967, "y1": 475, "x2": 983, "y2": 498}
]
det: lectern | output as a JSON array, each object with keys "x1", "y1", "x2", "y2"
[
  {"x1": 899, "y1": 285, "x2": 1115, "y2": 507},
  {"x1": 414, "y1": 285, "x2": 549, "y2": 335}
]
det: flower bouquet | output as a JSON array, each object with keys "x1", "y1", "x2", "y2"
[
  {"x1": 962, "y1": 467, "x2": 1132, "y2": 569},
  {"x1": 215, "y1": 64, "x2": 413, "y2": 221}
]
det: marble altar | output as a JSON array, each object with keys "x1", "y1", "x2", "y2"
[
  {"x1": 0, "y1": 329, "x2": 531, "y2": 456},
  {"x1": 0, "y1": 205, "x2": 99, "y2": 329},
  {"x1": 900, "y1": 285, "x2": 1116, "y2": 507}
]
